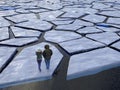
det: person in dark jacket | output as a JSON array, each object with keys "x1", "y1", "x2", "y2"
[
  {"x1": 43, "y1": 45, "x2": 53, "y2": 70},
  {"x1": 36, "y1": 49, "x2": 42, "y2": 72}
]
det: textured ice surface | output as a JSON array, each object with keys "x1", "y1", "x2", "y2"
[
  {"x1": 11, "y1": 26, "x2": 42, "y2": 37},
  {"x1": 82, "y1": 14, "x2": 106, "y2": 23},
  {"x1": 67, "y1": 48, "x2": 120, "y2": 80},
  {"x1": 51, "y1": 19, "x2": 74, "y2": 25},
  {"x1": 56, "y1": 19, "x2": 93, "y2": 31},
  {"x1": 16, "y1": 20, "x2": 53, "y2": 31},
  {"x1": 0, "y1": 17, "x2": 10, "y2": 27},
  {"x1": 111, "y1": 41, "x2": 120, "y2": 50},
  {"x1": 0, "y1": 47, "x2": 16, "y2": 70},
  {"x1": 77, "y1": 26, "x2": 103, "y2": 34},
  {"x1": 5, "y1": 13, "x2": 37, "y2": 23},
  {"x1": 0, "y1": 42, "x2": 63, "y2": 87},
  {"x1": 86, "y1": 32, "x2": 120, "y2": 45},
  {"x1": 59, "y1": 38, "x2": 104, "y2": 54},
  {"x1": 38, "y1": 11, "x2": 64, "y2": 21},
  {"x1": 107, "y1": 18, "x2": 120, "y2": 25},
  {"x1": 99, "y1": 11, "x2": 120, "y2": 18},
  {"x1": 44, "y1": 30, "x2": 81, "y2": 43},
  {"x1": 96, "y1": 26, "x2": 120, "y2": 32},
  {"x1": 0, "y1": 27, "x2": 9, "y2": 41},
  {"x1": 0, "y1": 37, "x2": 38, "y2": 46}
]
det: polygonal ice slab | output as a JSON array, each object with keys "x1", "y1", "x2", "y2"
[
  {"x1": 99, "y1": 10, "x2": 120, "y2": 17},
  {"x1": 61, "y1": 7, "x2": 98, "y2": 14},
  {"x1": 0, "y1": 37, "x2": 38, "y2": 47},
  {"x1": 0, "y1": 42, "x2": 63, "y2": 88},
  {"x1": 111, "y1": 41, "x2": 120, "y2": 50},
  {"x1": 51, "y1": 19, "x2": 74, "y2": 25},
  {"x1": 44, "y1": 30, "x2": 81, "y2": 43},
  {"x1": 0, "y1": 10, "x2": 17, "y2": 17},
  {"x1": 56, "y1": 19, "x2": 93, "y2": 31},
  {"x1": 59, "y1": 38, "x2": 104, "y2": 54},
  {"x1": 87, "y1": 32, "x2": 120, "y2": 45},
  {"x1": 5, "y1": 13, "x2": 37, "y2": 23},
  {"x1": 96, "y1": 26, "x2": 120, "y2": 32},
  {"x1": 38, "y1": 11, "x2": 64, "y2": 21},
  {"x1": 92, "y1": 3, "x2": 110, "y2": 10},
  {"x1": 60, "y1": 11, "x2": 85, "y2": 18},
  {"x1": 98, "y1": 11, "x2": 120, "y2": 18},
  {"x1": 10, "y1": 26, "x2": 42, "y2": 37},
  {"x1": 0, "y1": 27, "x2": 9, "y2": 41},
  {"x1": 16, "y1": 20, "x2": 53, "y2": 31},
  {"x1": 107, "y1": 18, "x2": 120, "y2": 25},
  {"x1": 82, "y1": 14, "x2": 106, "y2": 23},
  {"x1": 0, "y1": 47, "x2": 17, "y2": 70},
  {"x1": 77, "y1": 26, "x2": 103, "y2": 34},
  {"x1": 0, "y1": 17, "x2": 10, "y2": 27},
  {"x1": 67, "y1": 48, "x2": 120, "y2": 80}
]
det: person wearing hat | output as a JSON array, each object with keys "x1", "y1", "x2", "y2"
[
  {"x1": 43, "y1": 44, "x2": 53, "y2": 70},
  {"x1": 36, "y1": 49, "x2": 42, "y2": 72}
]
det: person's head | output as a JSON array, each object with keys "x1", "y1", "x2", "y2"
[
  {"x1": 44, "y1": 44, "x2": 49, "y2": 49},
  {"x1": 37, "y1": 49, "x2": 42, "y2": 53}
]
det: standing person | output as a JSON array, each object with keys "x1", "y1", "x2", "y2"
[
  {"x1": 43, "y1": 45, "x2": 53, "y2": 70},
  {"x1": 36, "y1": 49, "x2": 42, "y2": 72}
]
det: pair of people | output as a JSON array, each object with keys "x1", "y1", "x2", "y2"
[{"x1": 36, "y1": 44, "x2": 53, "y2": 72}]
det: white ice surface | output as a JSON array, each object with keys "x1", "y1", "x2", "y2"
[
  {"x1": 56, "y1": 19, "x2": 93, "y2": 31},
  {"x1": 16, "y1": 19, "x2": 53, "y2": 31},
  {"x1": 67, "y1": 48, "x2": 120, "y2": 80},
  {"x1": 59, "y1": 37, "x2": 104, "y2": 54},
  {"x1": 111, "y1": 41, "x2": 120, "y2": 50},
  {"x1": 0, "y1": 42, "x2": 63, "y2": 87},
  {"x1": 11, "y1": 26, "x2": 42, "y2": 37},
  {"x1": 5, "y1": 13, "x2": 37, "y2": 23},
  {"x1": 0, "y1": 37, "x2": 38, "y2": 46},
  {"x1": 0, "y1": 17, "x2": 10, "y2": 27},
  {"x1": 82, "y1": 14, "x2": 106, "y2": 23},
  {"x1": 99, "y1": 11, "x2": 120, "y2": 18},
  {"x1": 107, "y1": 18, "x2": 120, "y2": 25},
  {"x1": 44, "y1": 30, "x2": 81, "y2": 43},
  {"x1": 77, "y1": 26, "x2": 103, "y2": 34},
  {"x1": 86, "y1": 32, "x2": 120, "y2": 45},
  {"x1": 0, "y1": 47, "x2": 16, "y2": 69},
  {"x1": 96, "y1": 26, "x2": 120, "y2": 32},
  {"x1": 0, "y1": 27, "x2": 9, "y2": 41}
]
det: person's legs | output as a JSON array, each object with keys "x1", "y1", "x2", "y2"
[
  {"x1": 37, "y1": 60, "x2": 42, "y2": 72},
  {"x1": 45, "y1": 59, "x2": 50, "y2": 69}
]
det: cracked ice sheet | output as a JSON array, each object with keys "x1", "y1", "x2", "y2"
[
  {"x1": 59, "y1": 37, "x2": 104, "y2": 54},
  {"x1": 82, "y1": 14, "x2": 106, "y2": 23},
  {"x1": 0, "y1": 47, "x2": 16, "y2": 70},
  {"x1": 44, "y1": 30, "x2": 81, "y2": 43},
  {"x1": 0, "y1": 42, "x2": 63, "y2": 88},
  {"x1": 107, "y1": 18, "x2": 120, "y2": 25},
  {"x1": 11, "y1": 26, "x2": 42, "y2": 38},
  {"x1": 61, "y1": 7, "x2": 98, "y2": 14},
  {"x1": 96, "y1": 26, "x2": 120, "y2": 32},
  {"x1": 67, "y1": 48, "x2": 120, "y2": 80},
  {"x1": 0, "y1": 27, "x2": 9, "y2": 41},
  {"x1": 111, "y1": 41, "x2": 120, "y2": 50},
  {"x1": 77, "y1": 26, "x2": 103, "y2": 34},
  {"x1": 38, "y1": 11, "x2": 64, "y2": 21},
  {"x1": 51, "y1": 19, "x2": 74, "y2": 25},
  {"x1": 0, "y1": 17, "x2": 10, "y2": 27},
  {"x1": 0, "y1": 10, "x2": 17, "y2": 17},
  {"x1": 86, "y1": 32, "x2": 120, "y2": 45},
  {"x1": 56, "y1": 19, "x2": 93, "y2": 31},
  {"x1": 5, "y1": 13, "x2": 37, "y2": 23},
  {"x1": 98, "y1": 11, "x2": 120, "y2": 18},
  {"x1": 16, "y1": 20, "x2": 53, "y2": 31},
  {"x1": 0, "y1": 37, "x2": 38, "y2": 47},
  {"x1": 92, "y1": 2, "x2": 110, "y2": 10}
]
